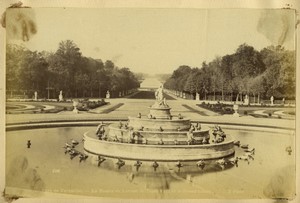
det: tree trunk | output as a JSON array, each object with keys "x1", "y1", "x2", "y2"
[
  {"x1": 258, "y1": 94, "x2": 260, "y2": 104},
  {"x1": 221, "y1": 85, "x2": 224, "y2": 101},
  {"x1": 253, "y1": 93, "x2": 256, "y2": 104},
  {"x1": 213, "y1": 89, "x2": 216, "y2": 101},
  {"x1": 236, "y1": 93, "x2": 239, "y2": 102},
  {"x1": 240, "y1": 93, "x2": 243, "y2": 102}
]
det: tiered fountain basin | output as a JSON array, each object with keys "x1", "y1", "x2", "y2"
[
  {"x1": 148, "y1": 106, "x2": 171, "y2": 119},
  {"x1": 83, "y1": 132, "x2": 234, "y2": 161},
  {"x1": 107, "y1": 122, "x2": 210, "y2": 145},
  {"x1": 128, "y1": 116, "x2": 190, "y2": 131},
  {"x1": 83, "y1": 126, "x2": 235, "y2": 162},
  {"x1": 83, "y1": 100, "x2": 235, "y2": 163}
]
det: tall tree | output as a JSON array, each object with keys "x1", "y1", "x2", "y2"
[{"x1": 48, "y1": 40, "x2": 82, "y2": 97}]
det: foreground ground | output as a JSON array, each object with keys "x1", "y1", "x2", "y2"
[{"x1": 4, "y1": 90, "x2": 296, "y2": 199}]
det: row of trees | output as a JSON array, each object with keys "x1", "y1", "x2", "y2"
[
  {"x1": 6, "y1": 40, "x2": 140, "y2": 99},
  {"x1": 164, "y1": 44, "x2": 295, "y2": 102}
]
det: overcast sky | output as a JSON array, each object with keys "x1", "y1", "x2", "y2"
[{"x1": 7, "y1": 8, "x2": 295, "y2": 74}]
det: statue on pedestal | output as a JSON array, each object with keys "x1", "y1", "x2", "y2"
[
  {"x1": 270, "y1": 96, "x2": 274, "y2": 106},
  {"x1": 155, "y1": 85, "x2": 167, "y2": 106},
  {"x1": 155, "y1": 85, "x2": 163, "y2": 102},
  {"x1": 34, "y1": 91, "x2": 38, "y2": 101},
  {"x1": 73, "y1": 100, "x2": 79, "y2": 114},
  {"x1": 106, "y1": 90, "x2": 110, "y2": 99},
  {"x1": 244, "y1": 94, "x2": 249, "y2": 105},
  {"x1": 59, "y1": 90, "x2": 63, "y2": 102},
  {"x1": 233, "y1": 103, "x2": 239, "y2": 117}
]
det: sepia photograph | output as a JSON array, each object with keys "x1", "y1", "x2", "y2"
[{"x1": 1, "y1": 1, "x2": 298, "y2": 202}]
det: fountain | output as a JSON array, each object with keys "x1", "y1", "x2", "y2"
[
  {"x1": 6, "y1": 87, "x2": 293, "y2": 198},
  {"x1": 83, "y1": 86, "x2": 235, "y2": 166}
]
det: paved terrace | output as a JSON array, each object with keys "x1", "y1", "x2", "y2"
[{"x1": 6, "y1": 96, "x2": 295, "y2": 130}]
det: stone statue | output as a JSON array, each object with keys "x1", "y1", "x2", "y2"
[
  {"x1": 96, "y1": 122, "x2": 105, "y2": 139},
  {"x1": 244, "y1": 94, "x2": 249, "y2": 105},
  {"x1": 34, "y1": 91, "x2": 37, "y2": 101},
  {"x1": 59, "y1": 90, "x2": 63, "y2": 102},
  {"x1": 106, "y1": 90, "x2": 110, "y2": 99},
  {"x1": 73, "y1": 100, "x2": 79, "y2": 114},
  {"x1": 270, "y1": 96, "x2": 274, "y2": 106},
  {"x1": 233, "y1": 103, "x2": 239, "y2": 117},
  {"x1": 155, "y1": 85, "x2": 164, "y2": 102}
]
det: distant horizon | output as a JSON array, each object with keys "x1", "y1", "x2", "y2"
[{"x1": 6, "y1": 8, "x2": 295, "y2": 75}]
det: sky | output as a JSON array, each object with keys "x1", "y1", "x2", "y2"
[{"x1": 6, "y1": 8, "x2": 296, "y2": 74}]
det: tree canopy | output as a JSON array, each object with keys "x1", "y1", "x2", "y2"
[
  {"x1": 164, "y1": 44, "x2": 295, "y2": 101},
  {"x1": 6, "y1": 40, "x2": 140, "y2": 98}
]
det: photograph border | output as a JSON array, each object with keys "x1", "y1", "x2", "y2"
[{"x1": 0, "y1": 0, "x2": 299, "y2": 202}]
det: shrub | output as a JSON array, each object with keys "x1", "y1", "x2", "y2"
[
  {"x1": 268, "y1": 112, "x2": 272, "y2": 117},
  {"x1": 244, "y1": 110, "x2": 248, "y2": 115},
  {"x1": 76, "y1": 99, "x2": 107, "y2": 111},
  {"x1": 223, "y1": 107, "x2": 234, "y2": 114}
]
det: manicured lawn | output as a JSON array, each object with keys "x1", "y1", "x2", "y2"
[
  {"x1": 6, "y1": 101, "x2": 74, "y2": 114},
  {"x1": 197, "y1": 101, "x2": 295, "y2": 119}
]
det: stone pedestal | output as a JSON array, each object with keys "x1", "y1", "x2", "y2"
[
  {"x1": 73, "y1": 100, "x2": 79, "y2": 114},
  {"x1": 233, "y1": 104, "x2": 239, "y2": 117},
  {"x1": 73, "y1": 107, "x2": 79, "y2": 114},
  {"x1": 149, "y1": 107, "x2": 171, "y2": 119},
  {"x1": 196, "y1": 93, "x2": 200, "y2": 100},
  {"x1": 106, "y1": 91, "x2": 110, "y2": 99},
  {"x1": 149, "y1": 101, "x2": 171, "y2": 119}
]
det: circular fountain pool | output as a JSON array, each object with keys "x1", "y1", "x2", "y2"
[{"x1": 5, "y1": 123, "x2": 295, "y2": 199}]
